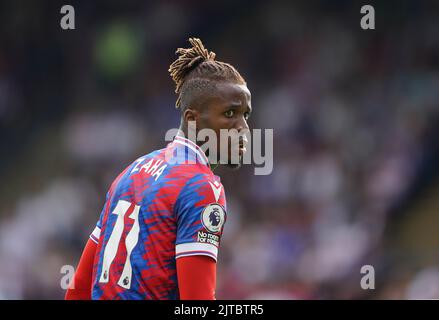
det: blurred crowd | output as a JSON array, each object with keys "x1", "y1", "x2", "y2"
[{"x1": 0, "y1": 1, "x2": 438, "y2": 299}]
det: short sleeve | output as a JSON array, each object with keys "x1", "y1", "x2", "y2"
[
  {"x1": 89, "y1": 191, "x2": 110, "y2": 244},
  {"x1": 174, "y1": 174, "x2": 227, "y2": 262}
]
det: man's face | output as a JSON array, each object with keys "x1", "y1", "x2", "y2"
[{"x1": 195, "y1": 81, "x2": 252, "y2": 169}]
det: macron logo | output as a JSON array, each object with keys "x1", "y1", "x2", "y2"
[{"x1": 208, "y1": 181, "x2": 222, "y2": 202}]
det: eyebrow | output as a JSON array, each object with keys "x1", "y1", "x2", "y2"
[
  {"x1": 226, "y1": 101, "x2": 242, "y2": 107},
  {"x1": 226, "y1": 102, "x2": 252, "y2": 112}
]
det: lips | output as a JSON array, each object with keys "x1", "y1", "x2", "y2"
[{"x1": 238, "y1": 136, "x2": 248, "y2": 154}]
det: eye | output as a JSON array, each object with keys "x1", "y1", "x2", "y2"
[
  {"x1": 224, "y1": 110, "x2": 235, "y2": 118},
  {"x1": 244, "y1": 112, "x2": 250, "y2": 120}
]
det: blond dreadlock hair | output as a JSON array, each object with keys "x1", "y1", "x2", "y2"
[{"x1": 169, "y1": 37, "x2": 245, "y2": 109}]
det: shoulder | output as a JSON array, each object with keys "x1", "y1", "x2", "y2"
[
  {"x1": 175, "y1": 167, "x2": 226, "y2": 208},
  {"x1": 165, "y1": 162, "x2": 218, "y2": 184}
]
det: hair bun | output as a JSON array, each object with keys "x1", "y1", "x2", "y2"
[{"x1": 169, "y1": 37, "x2": 216, "y2": 95}]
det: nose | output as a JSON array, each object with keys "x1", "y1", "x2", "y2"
[
  {"x1": 235, "y1": 117, "x2": 249, "y2": 148},
  {"x1": 236, "y1": 115, "x2": 249, "y2": 132}
]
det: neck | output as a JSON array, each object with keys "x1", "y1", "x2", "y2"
[
  {"x1": 178, "y1": 123, "x2": 217, "y2": 171},
  {"x1": 178, "y1": 122, "x2": 198, "y2": 146}
]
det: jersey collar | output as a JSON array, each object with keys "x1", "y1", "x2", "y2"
[{"x1": 173, "y1": 135, "x2": 211, "y2": 168}]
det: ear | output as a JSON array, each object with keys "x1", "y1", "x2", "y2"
[{"x1": 183, "y1": 107, "x2": 199, "y2": 124}]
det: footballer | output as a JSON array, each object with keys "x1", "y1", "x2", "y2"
[{"x1": 65, "y1": 38, "x2": 251, "y2": 300}]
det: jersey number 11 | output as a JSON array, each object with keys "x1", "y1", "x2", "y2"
[{"x1": 98, "y1": 200, "x2": 141, "y2": 289}]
